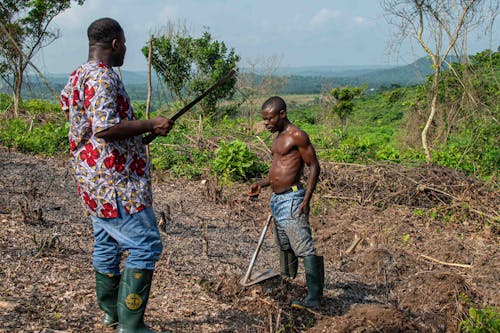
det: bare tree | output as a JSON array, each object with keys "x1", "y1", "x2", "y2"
[
  {"x1": 382, "y1": 0, "x2": 482, "y2": 162},
  {"x1": 237, "y1": 55, "x2": 288, "y2": 133}
]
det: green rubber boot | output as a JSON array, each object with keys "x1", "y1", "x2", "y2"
[
  {"x1": 95, "y1": 271, "x2": 120, "y2": 326},
  {"x1": 280, "y1": 249, "x2": 298, "y2": 279},
  {"x1": 117, "y1": 268, "x2": 156, "y2": 333},
  {"x1": 291, "y1": 255, "x2": 324, "y2": 309}
]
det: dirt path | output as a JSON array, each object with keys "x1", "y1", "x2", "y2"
[{"x1": 0, "y1": 148, "x2": 498, "y2": 332}]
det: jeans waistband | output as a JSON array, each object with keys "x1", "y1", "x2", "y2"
[{"x1": 274, "y1": 183, "x2": 303, "y2": 195}]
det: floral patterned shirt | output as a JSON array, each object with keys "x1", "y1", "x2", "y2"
[{"x1": 60, "y1": 61, "x2": 152, "y2": 218}]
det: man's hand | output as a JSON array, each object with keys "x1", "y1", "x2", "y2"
[
  {"x1": 248, "y1": 183, "x2": 261, "y2": 197},
  {"x1": 297, "y1": 200, "x2": 310, "y2": 217},
  {"x1": 151, "y1": 116, "x2": 173, "y2": 136}
]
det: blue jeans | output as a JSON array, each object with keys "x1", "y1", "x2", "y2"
[
  {"x1": 91, "y1": 200, "x2": 163, "y2": 274},
  {"x1": 270, "y1": 189, "x2": 316, "y2": 257}
]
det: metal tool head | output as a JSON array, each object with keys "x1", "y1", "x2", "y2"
[
  {"x1": 239, "y1": 269, "x2": 280, "y2": 287},
  {"x1": 239, "y1": 215, "x2": 280, "y2": 287}
]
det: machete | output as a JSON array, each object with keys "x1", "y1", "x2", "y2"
[{"x1": 142, "y1": 69, "x2": 236, "y2": 144}]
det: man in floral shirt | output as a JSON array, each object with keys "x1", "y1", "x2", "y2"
[{"x1": 61, "y1": 18, "x2": 171, "y2": 333}]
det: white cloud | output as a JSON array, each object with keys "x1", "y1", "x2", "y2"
[
  {"x1": 310, "y1": 9, "x2": 340, "y2": 27},
  {"x1": 353, "y1": 16, "x2": 367, "y2": 24}
]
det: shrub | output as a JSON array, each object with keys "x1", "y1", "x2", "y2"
[
  {"x1": 149, "y1": 144, "x2": 209, "y2": 180},
  {"x1": 460, "y1": 306, "x2": 500, "y2": 333},
  {"x1": 212, "y1": 139, "x2": 268, "y2": 183},
  {"x1": 0, "y1": 118, "x2": 68, "y2": 154}
]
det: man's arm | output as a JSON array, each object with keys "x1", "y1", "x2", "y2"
[
  {"x1": 295, "y1": 131, "x2": 320, "y2": 216},
  {"x1": 248, "y1": 177, "x2": 270, "y2": 197},
  {"x1": 95, "y1": 116, "x2": 172, "y2": 140}
]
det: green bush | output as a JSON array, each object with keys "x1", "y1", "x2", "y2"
[
  {"x1": 0, "y1": 93, "x2": 13, "y2": 111},
  {"x1": 460, "y1": 306, "x2": 500, "y2": 333},
  {"x1": 212, "y1": 139, "x2": 268, "y2": 182},
  {"x1": 0, "y1": 119, "x2": 68, "y2": 154},
  {"x1": 21, "y1": 99, "x2": 60, "y2": 115},
  {"x1": 149, "y1": 144, "x2": 209, "y2": 180},
  {"x1": 433, "y1": 124, "x2": 499, "y2": 178}
]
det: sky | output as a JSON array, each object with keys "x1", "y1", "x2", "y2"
[{"x1": 32, "y1": 0, "x2": 499, "y2": 74}]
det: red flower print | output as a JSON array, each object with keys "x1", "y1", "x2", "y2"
[
  {"x1": 79, "y1": 143, "x2": 100, "y2": 167},
  {"x1": 82, "y1": 191, "x2": 97, "y2": 211},
  {"x1": 61, "y1": 95, "x2": 69, "y2": 108},
  {"x1": 130, "y1": 157, "x2": 146, "y2": 176},
  {"x1": 98, "y1": 62, "x2": 106, "y2": 68},
  {"x1": 136, "y1": 204, "x2": 147, "y2": 212},
  {"x1": 104, "y1": 150, "x2": 125, "y2": 172},
  {"x1": 84, "y1": 85, "x2": 95, "y2": 109},
  {"x1": 101, "y1": 203, "x2": 118, "y2": 218},
  {"x1": 116, "y1": 95, "x2": 129, "y2": 119},
  {"x1": 72, "y1": 89, "x2": 80, "y2": 106},
  {"x1": 69, "y1": 139, "x2": 76, "y2": 153}
]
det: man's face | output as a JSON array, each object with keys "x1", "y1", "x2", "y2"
[
  {"x1": 111, "y1": 31, "x2": 126, "y2": 67},
  {"x1": 262, "y1": 107, "x2": 283, "y2": 133}
]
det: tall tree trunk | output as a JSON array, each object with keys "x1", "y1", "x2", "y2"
[
  {"x1": 422, "y1": 64, "x2": 441, "y2": 163},
  {"x1": 13, "y1": 59, "x2": 23, "y2": 117},
  {"x1": 146, "y1": 38, "x2": 153, "y2": 157}
]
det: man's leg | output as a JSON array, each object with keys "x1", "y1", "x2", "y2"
[
  {"x1": 112, "y1": 202, "x2": 162, "y2": 333},
  {"x1": 284, "y1": 200, "x2": 324, "y2": 309},
  {"x1": 273, "y1": 219, "x2": 298, "y2": 279},
  {"x1": 291, "y1": 254, "x2": 324, "y2": 309},
  {"x1": 92, "y1": 218, "x2": 122, "y2": 326}
]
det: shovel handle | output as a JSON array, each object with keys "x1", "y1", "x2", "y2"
[{"x1": 242, "y1": 215, "x2": 273, "y2": 284}]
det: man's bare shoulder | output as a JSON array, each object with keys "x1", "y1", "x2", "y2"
[{"x1": 288, "y1": 124, "x2": 311, "y2": 145}]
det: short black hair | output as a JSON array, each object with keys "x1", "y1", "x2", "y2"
[
  {"x1": 87, "y1": 17, "x2": 123, "y2": 44},
  {"x1": 262, "y1": 96, "x2": 286, "y2": 113}
]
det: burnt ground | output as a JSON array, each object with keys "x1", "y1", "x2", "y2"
[{"x1": 0, "y1": 147, "x2": 498, "y2": 332}]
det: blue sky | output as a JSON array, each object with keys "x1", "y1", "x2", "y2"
[{"x1": 33, "y1": 0, "x2": 498, "y2": 74}]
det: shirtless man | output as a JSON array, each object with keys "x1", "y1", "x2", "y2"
[{"x1": 248, "y1": 96, "x2": 323, "y2": 309}]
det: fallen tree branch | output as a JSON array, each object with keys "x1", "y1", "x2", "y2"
[{"x1": 419, "y1": 254, "x2": 472, "y2": 268}]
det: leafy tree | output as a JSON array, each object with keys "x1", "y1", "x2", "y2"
[
  {"x1": 327, "y1": 86, "x2": 364, "y2": 128},
  {"x1": 0, "y1": 0, "x2": 85, "y2": 116},
  {"x1": 142, "y1": 28, "x2": 239, "y2": 119}
]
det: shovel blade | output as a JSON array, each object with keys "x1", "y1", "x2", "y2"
[{"x1": 239, "y1": 269, "x2": 280, "y2": 287}]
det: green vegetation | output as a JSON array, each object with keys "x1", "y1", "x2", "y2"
[
  {"x1": 460, "y1": 293, "x2": 500, "y2": 333},
  {"x1": 212, "y1": 139, "x2": 268, "y2": 183},
  {"x1": 0, "y1": 0, "x2": 85, "y2": 116},
  {"x1": 143, "y1": 29, "x2": 239, "y2": 119},
  {"x1": 460, "y1": 306, "x2": 500, "y2": 333},
  {"x1": 0, "y1": 50, "x2": 498, "y2": 181}
]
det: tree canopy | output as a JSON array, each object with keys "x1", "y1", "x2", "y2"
[
  {"x1": 142, "y1": 29, "x2": 239, "y2": 119},
  {"x1": 0, "y1": 0, "x2": 85, "y2": 115}
]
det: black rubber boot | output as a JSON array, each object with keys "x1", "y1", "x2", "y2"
[
  {"x1": 291, "y1": 255, "x2": 324, "y2": 309},
  {"x1": 280, "y1": 249, "x2": 298, "y2": 279},
  {"x1": 95, "y1": 271, "x2": 120, "y2": 326},
  {"x1": 117, "y1": 268, "x2": 156, "y2": 333}
]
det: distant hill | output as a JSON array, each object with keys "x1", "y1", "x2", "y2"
[
  {"x1": 268, "y1": 65, "x2": 395, "y2": 78},
  {"x1": 280, "y1": 57, "x2": 437, "y2": 93},
  {"x1": 6, "y1": 57, "x2": 441, "y2": 99}
]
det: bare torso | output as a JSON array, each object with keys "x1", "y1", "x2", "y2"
[{"x1": 269, "y1": 125, "x2": 304, "y2": 193}]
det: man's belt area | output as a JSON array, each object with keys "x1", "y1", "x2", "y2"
[{"x1": 275, "y1": 184, "x2": 303, "y2": 195}]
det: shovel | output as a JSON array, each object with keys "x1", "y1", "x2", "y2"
[{"x1": 239, "y1": 215, "x2": 280, "y2": 287}]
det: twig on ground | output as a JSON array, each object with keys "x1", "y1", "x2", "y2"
[
  {"x1": 419, "y1": 254, "x2": 472, "y2": 268},
  {"x1": 346, "y1": 234, "x2": 363, "y2": 255}
]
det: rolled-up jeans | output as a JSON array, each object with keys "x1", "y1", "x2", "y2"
[
  {"x1": 270, "y1": 189, "x2": 316, "y2": 257},
  {"x1": 90, "y1": 199, "x2": 163, "y2": 275}
]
